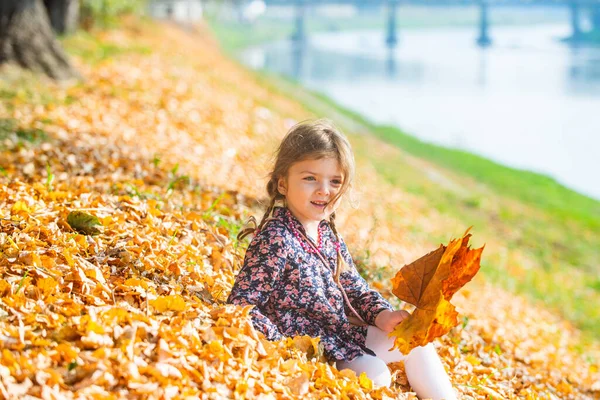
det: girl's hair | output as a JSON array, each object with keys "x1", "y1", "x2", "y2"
[{"x1": 238, "y1": 118, "x2": 355, "y2": 282}]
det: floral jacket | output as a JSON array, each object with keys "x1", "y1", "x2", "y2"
[{"x1": 226, "y1": 207, "x2": 393, "y2": 362}]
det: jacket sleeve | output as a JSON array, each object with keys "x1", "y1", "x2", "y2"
[
  {"x1": 226, "y1": 225, "x2": 288, "y2": 341},
  {"x1": 338, "y1": 237, "x2": 394, "y2": 326}
]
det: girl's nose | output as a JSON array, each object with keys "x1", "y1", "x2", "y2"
[{"x1": 317, "y1": 183, "x2": 330, "y2": 196}]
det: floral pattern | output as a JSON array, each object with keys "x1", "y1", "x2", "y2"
[{"x1": 227, "y1": 207, "x2": 394, "y2": 362}]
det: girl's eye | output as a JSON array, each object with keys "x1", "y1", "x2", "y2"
[
  {"x1": 303, "y1": 176, "x2": 316, "y2": 181},
  {"x1": 332, "y1": 179, "x2": 343, "y2": 185}
]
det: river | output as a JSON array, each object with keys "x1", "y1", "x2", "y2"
[{"x1": 239, "y1": 22, "x2": 600, "y2": 200}]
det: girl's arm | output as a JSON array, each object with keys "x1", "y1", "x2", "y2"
[
  {"x1": 227, "y1": 227, "x2": 289, "y2": 341},
  {"x1": 338, "y1": 238, "x2": 394, "y2": 326}
]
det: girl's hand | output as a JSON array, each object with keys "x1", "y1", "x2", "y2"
[{"x1": 374, "y1": 309, "x2": 410, "y2": 333}]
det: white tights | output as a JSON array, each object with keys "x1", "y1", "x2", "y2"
[{"x1": 336, "y1": 326, "x2": 457, "y2": 400}]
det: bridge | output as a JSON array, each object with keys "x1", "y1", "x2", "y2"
[{"x1": 262, "y1": 0, "x2": 600, "y2": 47}]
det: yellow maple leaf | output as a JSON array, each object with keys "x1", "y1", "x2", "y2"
[
  {"x1": 37, "y1": 277, "x2": 58, "y2": 298},
  {"x1": 11, "y1": 200, "x2": 31, "y2": 214},
  {"x1": 358, "y1": 372, "x2": 373, "y2": 390},
  {"x1": 465, "y1": 354, "x2": 482, "y2": 366},
  {"x1": 389, "y1": 230, "x2": 483, "y2": 354},
  {"x1": 150, "y1": 295, "x2": 187, "y2": 313}
]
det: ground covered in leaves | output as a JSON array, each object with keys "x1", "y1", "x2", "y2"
[{"x1": 1, "y1": 20, "x2": 599, "y2": 399}]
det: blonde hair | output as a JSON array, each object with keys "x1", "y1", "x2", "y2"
[{"x1": 239, "y1": 118, "x2": 355, "y2": 282}]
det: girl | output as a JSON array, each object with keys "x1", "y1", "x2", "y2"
[{"x1": 227, "y1": 119, "x2": 457, "y2": 399}]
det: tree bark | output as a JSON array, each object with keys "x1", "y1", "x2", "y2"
[
  {"x1": 0, "y1": 0, "x2": 78, "y2": 80},
  {"x1": 44, "y1": 0, "x2": 79, "y2": 34}
]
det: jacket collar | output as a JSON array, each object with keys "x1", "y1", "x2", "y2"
[{"x1": 272, "y1": 206, "x2": 329, "y2": 236}]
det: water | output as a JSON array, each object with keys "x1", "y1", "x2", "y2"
[{"x1": 240, "y1": 23, "x2": 600, "y2": 200}]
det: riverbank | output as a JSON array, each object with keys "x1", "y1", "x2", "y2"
[{"x1": 1, "y1": 18, "x2": 598, "y2": 398}]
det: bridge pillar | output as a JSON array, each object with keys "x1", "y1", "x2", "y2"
[
  {"x1": 592, "y1": 5, "x2": 600, "y2": 32},
  {"x1": 476, "y1": 0, "x2": 492, "y2": 47},
  {"x1": 291, "y1": 0, "x2": 306, "y2": 43},
  {"x1": 569, "y1": 1, "x2": 582, "y2": 39},
  {"x1": 386, "y1": 0, "x2": 399, "y2": 47}
]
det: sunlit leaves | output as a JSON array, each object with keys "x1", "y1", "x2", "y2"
[{"x1": 0, "y1": 17, "x2": 599, "y2": 400}]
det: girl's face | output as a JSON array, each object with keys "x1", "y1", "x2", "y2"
[{"x1": 277, "y1": 157, "x2": 344, "y2": 232}]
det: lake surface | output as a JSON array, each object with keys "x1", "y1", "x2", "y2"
[{"x1": 239, "y1": 23, "x2": 600, "y2": 200}]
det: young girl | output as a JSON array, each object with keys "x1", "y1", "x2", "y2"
[{"x1": 227, "y1": 120, "x2": 457, "y2": 399}]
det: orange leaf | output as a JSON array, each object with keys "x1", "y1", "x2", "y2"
[
  {"x1": 37, "y1": 277, "x2": 58, "y2": 298},
  {"x1": 150, "y1": 295, "x2": 187, "y2": 313},
  {"x1": 389, "y1": 230, "x2": 483, "y2": 354}
]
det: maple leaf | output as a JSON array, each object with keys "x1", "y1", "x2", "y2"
[{"x1": 389, "y1": 229, "x2": 484, "y2": 354}]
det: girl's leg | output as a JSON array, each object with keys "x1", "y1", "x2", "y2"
[
  {"x1": 365, "y1": 326, "x2": 457, "y2": 400},
  {"x1": 336, "y1": 354, "x2": 392, "y2": 388}
]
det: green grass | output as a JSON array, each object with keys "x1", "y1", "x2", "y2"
[
  {"x1": 61, "y1": 29, "x2": 151, "y2": 64},
  {"x1": 369, "y1": 124, "x2": 600, "y2": 232},
  {"x1": 0, "y1": 66, "x2": 68, "y2": 110},
  {"x1": 0, "y1": 118, "x2": 50, "y2": 150}
]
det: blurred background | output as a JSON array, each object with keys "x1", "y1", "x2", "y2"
[{"x1": 149, "y1": 0, "x2": 600, "y2": 200}]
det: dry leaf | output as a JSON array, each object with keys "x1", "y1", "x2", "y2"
[{"x1": 389, "y1": 230, "x2": 483, "y2": 354}]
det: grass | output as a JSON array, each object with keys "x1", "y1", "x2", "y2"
[
  {"x1": 371, "y1": 125, "x2": 599, "y2": 229},
  {"x1": 0, "y1": 66, "x2": 71, "y2": 110},
  {"x1": 0, "y1": 118, "x2": 50, "y2": 150},
  {"x1": 61, "y1": 28, "x2": 151, "y2": 65}
]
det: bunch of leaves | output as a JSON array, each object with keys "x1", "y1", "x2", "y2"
[{"x1": 389, "y1": 230, "x2": 483, "y2": 354}]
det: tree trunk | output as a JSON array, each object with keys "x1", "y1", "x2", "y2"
[
  {"x1": 0, "y1": 0, "x2": 78, "y2": 80},
  {"x1": 44, "y1": 0, "x2": 79, "y2": 34}
]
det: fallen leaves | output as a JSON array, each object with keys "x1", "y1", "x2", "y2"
[
  {"x1": 0, "y1": 17, "x2": 598, "y2": 400},
  {"x1": 150, "y1": 294, "x2": 187, "y2": 313},
  {"x1": 389, "y1": 229, "x2": 483, "y2": 354}
]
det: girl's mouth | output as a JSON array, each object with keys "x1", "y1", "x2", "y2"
[{"x1": 311, "y1": 201, "x2": 327, "y2": 210}]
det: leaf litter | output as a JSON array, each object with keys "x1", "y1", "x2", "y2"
[{"x1": 0, "y1": 19, "x2": 599, "y2": 399}]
